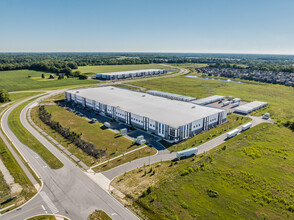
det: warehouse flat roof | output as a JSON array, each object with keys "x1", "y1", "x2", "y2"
[
  {"x1": 68, "y1": 86, "x2": 225, "y2": 127},
  {"x1": 191, "y1": 95, "x2": 226, "y2": 105},
  {"x1": 146, "y1": 90, "x2": 196, "y2": 101},
  {"x1": 234, "y1": 101, "x2": 267, "y2": 113},
  {"x1": 95, "y1": 69, "x2": 165, "y2": 76}
]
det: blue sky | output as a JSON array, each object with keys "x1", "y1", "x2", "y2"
[{"x1": 0, "y1": 0, "x2": 293, "y2": 54}]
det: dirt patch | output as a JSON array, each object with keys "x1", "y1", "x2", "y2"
[{"x1": 0, "y1": 159, "x2": 22, "y2": 195}]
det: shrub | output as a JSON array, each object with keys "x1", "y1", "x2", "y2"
[
  {"x1": 146, "y1": 186, "x2": 153, "y2": 194},
  {"x1": 207, "y1": 189, "x2": 219, "y2": 198},
  {"x1": 150, "y1": 195, "x2": 157, "y2": 202},
  {"x1": 181, "y1": 170, "x2": 189, "y2": 176},
  {"x1": 181, "y1": 202, "x2": 188, "y2": 209},
  {"x1": 188, "y1": 167, "x2": 193, "y2": 173},
  {"x1": 141, "y1": 190, "x2": 147, "y2": 198}
]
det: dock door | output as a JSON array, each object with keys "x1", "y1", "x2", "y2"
[
  {"x1": 203, "y1": 116, "x2": 209, "y2": 130},
  {"x1": 126, "y1": 112, "x2": 131, "y2": 125},
  {"x1": 143, "y1": 117, "x2": 149, "y2": 131}
]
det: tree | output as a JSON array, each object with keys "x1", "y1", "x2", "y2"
[
  {"x1": 0, "y1": 89, "x2": 10, "y2": 103},
  {"x1": 78, "y1": 74, "x2": 87, "y2": 80},
  {"x1": 41, "y1": 73, "x2": 45, "y2": 78}
]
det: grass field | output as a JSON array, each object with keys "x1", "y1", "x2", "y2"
[
  {"x1": 9, "y1": 92, "x2": 45, "y2": 102},
  {"x1": 113, "y1": 123, "x2": 294, "y2": 219},
  {"x1": 31, "y1": 103, "x2": 156, "y2": 168},
  {"x1": 89, "y1": 210, "x2": 111, "y2": 220},
  {"x1": 0, "y1": 69, "x2": 99, "y2": 92},
  {"x1": 167, "y1": 114, "x2": 251, "y2": 152},
  {"x1": 77, "y1": 64, "x2": 167, "y2": 76},
  {"x1": 8, "y1": 99, "x2": 63, "y2": 169},
  {"x1": 130, "y1": 76, "x2": 294, "y2": 121}
]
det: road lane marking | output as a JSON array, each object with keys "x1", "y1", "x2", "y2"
[
  {"x1": 6, "y1": 205, "x2": 40, "y2": 220},
  {"x1": 40, "y1": 191, "x2": 59, "y2": 214}
]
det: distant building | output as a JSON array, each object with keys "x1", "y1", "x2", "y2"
[
  {"x1": 49, "y1": 74, "x2": 57, "y2": 79},
  {"x1": 66, "y1": 87, "x2": 227, "y2": 142},
  {"x1": 95, "y1": 69, "x2": 167, "y2": 80}
]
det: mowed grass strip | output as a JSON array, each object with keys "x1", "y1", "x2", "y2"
[
  {"x1": 32, "y1": 104, "x2": 149, "y2": 167},
  {"x1": 113, "y1": 123, "x2": 294, "y2": 219},
  {"x1": 0, "y1": 69, "x2": 99, "y2": 92},
  {"x1": 8, "y1": 99, "x2": 63, "y2": 169},
  {"x1": 78, "y1": 64, "x2": 167, "y2": 76},
  {"x1": 167, "y1": 114, "x2": 251, "y2": 152}
]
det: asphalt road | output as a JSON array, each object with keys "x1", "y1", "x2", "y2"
[{"x1": 0, "y1": 92, "x2": 139, "y2": 220}]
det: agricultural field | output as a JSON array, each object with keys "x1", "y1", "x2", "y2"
[
  {"x1": 77, "y1": 64, "x2": 167, "y2": 76},
  {"x1": 0, "y1": 69, "x2": 98, "y2": 92},
  {"x1": 112, "y1": 123, "x2": 294, "y2": 220},
  {"x1": 30, "y1": 101, "x2": 156, "y2": 168},
  {"x1": 130, "y1": 76, "x2": 294, "y2": 121}
]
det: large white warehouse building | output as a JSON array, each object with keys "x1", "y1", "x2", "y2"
[
  {"x1": 95, "y1": 69, "x2": 168, "y2": 80},
  {"x1": 65, "y1": 87, "x2": 227, "y2": 142}
]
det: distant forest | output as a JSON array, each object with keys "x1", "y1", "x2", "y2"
[{"x1": 1, "y1": 52, "x2": 294, "y2": 73}]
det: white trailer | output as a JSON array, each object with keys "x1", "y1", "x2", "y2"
[
  {"x1": 177, "y1": 147, "x2": 198, "y2": 158},
  {"x1": 262, "y1": 113, "x2": 270, "y2": 120},
  {"x1": 103, "y1": 122, "x2": 110, "y2": 128},
  {"x1": 241, "y1": 122, "x2": 252, "y2": 131},
  {"x1": 231, "y1": 102, "x2": 240, "y2": 108},
  {"x1": 232, "y1": 98, "x2": 241, "y2": 103},
  {"x1": 227, "y1": 128, "x2": 239, "y2": 139},
  {"x1": 223, "y1": 101, "x2": 230, "y2": 106}
]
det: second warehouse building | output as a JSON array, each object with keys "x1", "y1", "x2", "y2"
[{"x1": 66, "y1": 87, "x2": 227, "y2": 142}]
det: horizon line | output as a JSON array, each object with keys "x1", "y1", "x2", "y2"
[{"x1": 1, "y1": 51, "x2": 294, "y2": 56}]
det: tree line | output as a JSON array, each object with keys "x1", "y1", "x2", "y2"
[
  {"x1": 1, "y1": 53, "x2": 294, "y2": 73},
  {"x1": 38, "y1": 106, "x2": 106, "y2": 159}
]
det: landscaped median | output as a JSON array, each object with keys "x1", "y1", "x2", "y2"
[
  {"x1": 8, "y1": 98, "x2": 63, "y2": 169},
  {"x1": 30, "y1": 96, "x2": 156, "y2": 171}
]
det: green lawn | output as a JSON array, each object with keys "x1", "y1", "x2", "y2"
[
  {"x1": 0, "y1": 69, "x2": 99, "y2": 92},
  {"x1": 131, "y1": 76, "x2": 294, "y2": 121},
  {"x1": 113, "y1": 123, "x2": 294, "y2": 220},
  {"x1": 8, "y1": 99, "x2": 63, "y2": 169},
  {"x1": 9, "y1": 92, "x2": 45, "y2": 102},
  {"x1": 31, "y1": 103, "x2": 156, "y2": 167},
  {"x1": 77, "y1": 64, "x2": 167, "y2": 76}
]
